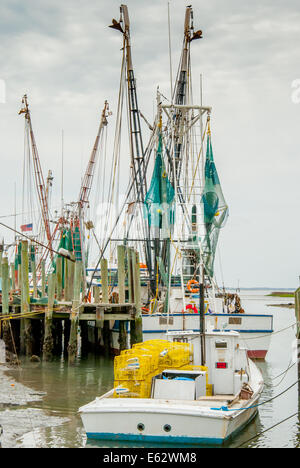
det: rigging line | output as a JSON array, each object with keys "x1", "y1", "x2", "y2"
[
  {"x1": 217, "y1": 245, "x2": 225, "y2": 290},
  {"x1": 213, "y1": 377, "x2": 300, "y2": 412},
  {"x1": 22, "y1": 119, "x2": 26, "y2": 225},
  {"x1": 87, "y1": 122, "x2": 157, "y2": 293},
  {"x1": 270, "y1": 361, "x2": 296, "y2": 381},
  {"x1": 168, "y1": 2, "x2": 173, "y2": 102},
  {"x1": 104, "y1": 48, "x2": 125, "y2": 256},
  {"x1": 236, "y1": 412, "x2": 298, "y2": 448},
  {"x1": 0, "y1": 310, "x2": 47, "y2": 321},
  {"x1": 239, "y1": 322, "x2": 297, "y2": 340},
  {"x1": 264, "y1": 357, "x2": 295, "y2": 389},
  {"x1": 187, "y1": 118, "x2": 208, "y2": 203},
  {"x1": 0, "y1": 222, "x2": 75, "y2": 262}
]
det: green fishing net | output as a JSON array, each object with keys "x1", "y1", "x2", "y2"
[
  {"x1": 144, "y1": 134, "x2": 175, "y2": 236},
  {"x1": 201, "y1": 134, "x2": 228, "y2": 277}
]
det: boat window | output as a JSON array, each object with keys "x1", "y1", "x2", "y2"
[
  {"x1": 173, "y1": 337, "x2": 188, "y2": 343},
  {"x1": 159, "y1": 316, "x2": 174, "y2": 325},
  {"x1": 229, "y1": 317, "x2": 242, "y2": 325},
  {"x1": 137, "y1": 423, "x2": 145, "y2": 432},
  {"x1": 163, "y1": 424, "x2": 171, "y2": 432},
  {"x1": 215, "y1": 340, "x2": 227, "y2": 349}
]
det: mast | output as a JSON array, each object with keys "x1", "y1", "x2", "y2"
[
  {"x1": 169, "y1": 6, "x2": 202, "y2": 186},
  {"x1": 109, "y1": 5, "x2": 154, "y2": 291},
  {"x1": 76, "y1": 101, "x2": 110, "y2": 298},
  {"x1": 157, "y1": 6, "x2": 203, "y2": 303},
  {"x1": 78, "y1": 101, "x2": 109, "y2": 210},
  {"x1": 19, "y1": 95, "x2": 53, "y2": 260}
]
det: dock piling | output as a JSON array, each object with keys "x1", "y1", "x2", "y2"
[
  {"x1": 43, "y1": 273, "x2": 55, "y2": 360},
  {"x1": 68, "y1": 260, "x2": 82, "y2": 364}
]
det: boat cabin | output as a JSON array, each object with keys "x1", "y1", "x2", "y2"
[{"x1": 166, "y1": 330, "x2": 249, "y2": 397}]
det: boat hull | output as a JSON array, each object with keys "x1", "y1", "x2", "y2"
[
  {"x1": 108, "y1": 313, "x2": 273, "y2": 359},
  {"x1": 80, "y1": 397, "x2": 259, "y2": 446}
]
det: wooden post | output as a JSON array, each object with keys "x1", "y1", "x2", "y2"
[
  {"x1": 93, "y1": 285, "x2": 100, "y2": 303},
  {"x1": 21, "y1": 240, "x2": 33, "y2": 356},
  {"x1": 94, "y1": 286, "x2": 102, "y2": 349},
  {"x1": 128, "y1": 248, "x2": 135, "y2": 347},
  {"x1": 1, "y1": 257, "x2": 15, "y2": 360},
  {"x1": 9, "y1": 262, "x2": 15, "y2": 291},
  {"x1": 53, "y1": 319, "x2": 63, "y2": 356},
  {"x1": 100, "y1": 258, "x2": 110, "y2": 355},
  {"x1": 56, "y1": 256, "x2": 63, "y2": 301},
  {"x1": 127, "y1": 247, "x2": 133, "y2": 304},
  {"x1": 41, "y1": 259, "x2": 46, "y2": 297},
  {"x1": 0, "y1": 244, "x2": 3, "y2": 279},
  {"x1": 17, "y1": 241, "x2": 21, "y2": 289},
  {"x1": 295, "y1": 288, "x2": 300, "y2": 400},
  {"x1": 43, "y1": 273, "x2": 55, "y2": 360},
  {"x1": 32, "y1": 260, "x2": 38, "y2": 300},
  {"x1": 101, "y1": 258, "x2": 108, "y2": 303},
  {"x1": 1, "y1": 257, "x2": 11, "y2": 357},
  {"x1": 63, "y1": 319, "x2": 71, "y2": 355},
  {"x1": 30, "y1": 244, "x2": 38, "y2": 299},
  {"x1": 80, "y1": 321, "x2": 89, "y2": 356},
  {"x1": 2, "y1": 258, "x2": 9, "y2": 316},
  {"x1": 117, "y1": 245, "x2": 126, "y2": 303},
  {"x1": 68, "y1": 260, "x2": 82, "y2": 364},
  {"x1": 103, "y1": 321, "x2": 111, "y2": 357},
  {"x1": 65, "y1": 256, "x2": 75, "y2": 301},
  {"x1": 118, "y1": 245, "x2": 127, "y2": 351},
  {"x1": 130, "y1": 249, "x2": 143, "y2": 346}
]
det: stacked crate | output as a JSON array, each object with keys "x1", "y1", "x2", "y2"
[{"x1": 113, "y1": 340, "x2": 194, "y2": 398}]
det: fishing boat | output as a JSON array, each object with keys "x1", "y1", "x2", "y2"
[
  {"x1": 10, "y1": 4, "x2": 273, "y2": 365},
  {"x1": 79, "y1": 329, "x2": 263, "y2": 445},
  {"x1": 85, "y1": 4, "x2": 273, "y2": 360}
]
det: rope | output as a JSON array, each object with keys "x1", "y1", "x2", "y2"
[
  {"x1": 211, "y1": 378, "x2": 300, "y2": 412},
  {"x1": 0, "y1": 310, "x2": 46, "y2": 322},
  {"x1": 270, "y1": 361, "x2": 296, "y2": 381},
  {"x1": 236, "y1": 412, "x2": 298, "y2": 448},
  {"x1": 264, "y1": 358, "x2": 295, "y2": 388},
  {"x1": 239, "y1": 322, "x2": 297, "y2": 341}
]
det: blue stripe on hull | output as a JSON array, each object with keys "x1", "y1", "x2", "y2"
[{"x1": 86, "y1": 432, "x2": 224, "y2": 445}]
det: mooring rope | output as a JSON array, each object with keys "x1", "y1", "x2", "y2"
[
  {"x1": 236, "y1": 412, "x2": 299, "y2": 448},
  {"x1": 239, "y1": 321, "x2": 297, "y2": 341},
  {"x1": 211, "y1": 377, "x2": 300, "y2": 412}
]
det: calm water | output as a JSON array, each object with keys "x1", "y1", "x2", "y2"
[{"x1": 2, "y1": 290, "x2": 299, "y2": 448}]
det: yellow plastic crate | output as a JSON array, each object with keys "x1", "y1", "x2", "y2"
[
  {"x1": 114, "y1": 354, "x2": 153, "y2": 380},
  {"x1": 113, "y1": 379, "x2": 152, "y2": 398}
]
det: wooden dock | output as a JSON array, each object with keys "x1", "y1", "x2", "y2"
[{"x1": 0, "y1": 242, "x2": 143, "y2": 363}]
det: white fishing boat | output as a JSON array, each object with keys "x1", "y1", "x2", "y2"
[
  {"x1": 79, "y1": 330, "x2": 263, "y2": 445},
  {"x1": 110, "y1": 302, "x2": 273, "y2": 360}
]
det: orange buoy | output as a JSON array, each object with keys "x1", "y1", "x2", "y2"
[{"x1": 187, "y1": 279, "x2": 200, "y2": 293}]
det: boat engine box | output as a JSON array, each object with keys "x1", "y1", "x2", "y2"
[{"x1": 153, "y1": 369, "x2": 206, "y2": 400}]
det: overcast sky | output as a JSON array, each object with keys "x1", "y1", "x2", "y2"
[{"x1": 0, "y1": 0, "x2": 299, "y2": 288}]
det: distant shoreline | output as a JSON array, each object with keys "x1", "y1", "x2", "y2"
[
  {"x1": 267, "y1": 303, "x2": 294, "y2": 308},
  {"x1": 266, "y1": 292, "x2": 294, "y2": 298}
]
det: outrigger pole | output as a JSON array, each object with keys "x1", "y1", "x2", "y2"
[{"x1": 19, "y1": 95, "x2": 54, "y2": 261}]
